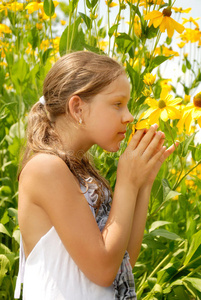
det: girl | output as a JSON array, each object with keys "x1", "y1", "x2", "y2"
[{"x1": 14, "y1": 51, "x2": 177, "y2": 300}]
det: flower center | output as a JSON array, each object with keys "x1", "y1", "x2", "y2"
[
  {"x1": 158, "y1": 100, "x2": 166, "y2": 108},
  {"x1": 193, "y1": 97, "x2": 201, "y2": 108},
  {"x1": 162, "y1": 7, "x2": 172, "y2": 17}
]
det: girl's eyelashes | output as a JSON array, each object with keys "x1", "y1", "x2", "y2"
[{"x1": 114, "y1": 102, "x2": 122, "y2": 107}]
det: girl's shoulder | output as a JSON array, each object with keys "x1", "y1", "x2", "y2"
[
  {"x1": 20, "y1": 153, "x2": 67, "y2": 178},
  {"x1": 19, "y1": 153, "x2": 80, "y2": 191}
]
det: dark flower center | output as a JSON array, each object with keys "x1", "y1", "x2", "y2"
[
  {"x1": 193, "y1": 96, "x2": 201, "y2": 108},
  {"x1": 162, "y1": 7, "x2": 172, "y2": 17},
  {"x1": 158, "y1": 100, "x2": 166, "y2": 108}
]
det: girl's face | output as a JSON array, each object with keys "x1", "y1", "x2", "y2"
[{"x1": 83, "y1": 74, "x2": 134, "y2": 152}]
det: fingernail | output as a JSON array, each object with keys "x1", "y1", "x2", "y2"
[{"x1": 152, "y1": 123, "x2": 158, "y2": 129}]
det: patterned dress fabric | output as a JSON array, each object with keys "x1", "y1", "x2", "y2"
[{"x1": 85, "y1": 178, "x2": 137, "y2": 300}]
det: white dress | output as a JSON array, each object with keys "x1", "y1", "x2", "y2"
[
  {"x1": 14, "y1": 177, "x2": 136, "y2": 299},
  {"x1": 14, "y1": 179, "x2": 115, "y2": 300}
]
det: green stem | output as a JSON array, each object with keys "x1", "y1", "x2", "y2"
[
  {"x1": 49, "y1": 16, "x2": 56, "y2": 62},
  {"x1": 111, "y1": 0, "x2": 121, "y2": 57},
  {"x1": 174, "y1": 159, "x2": 201, "y2": 190},
  {"x1": 107, "y1": 4, "x2": 110, "y2": 55},
  {"x1": 69, "y1": 5, "x2": 78, "y2": 50},
  {"x1": 164, "y1": 121, "x2": 184, "y2": 189},
  {"x1": 67, "y1": 12, "x2": 72, "y2": 52},
  {"x1": 137, "y1": 252, "x2": 172, "y2": 296}
]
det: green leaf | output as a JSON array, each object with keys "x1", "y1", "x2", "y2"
[
  {"x1": 148, "y1": 55, "x2": 172, "y2": 72},
  {"x1": 59, "y1": 17, "x2": 84, "y2": 55},
  {"x1": 184, "y1": 230, "x2": 201, "y2": 266},
  {"x1": 184, "y1": 278, "x2": 201, "y2": 292},
  {"x1": 173, "y1": 285, "x2": 189, "y2": 299},
  {"x1": 149, "y1": 221, "x2": 172, "y2": 232},
  {"x1": 43, "y1": 0, "x2": 55, "y2": 17},
  {"x1": 28, "y1": 27, "x2": 39, "y2": 50},
  {"x1": 42, "y1": 48, "x2": 53, "y2": 65},
  {"x1": 108, "y1": 24, "x2": 119, "y2": 38},
  {"x1": 182, "y1": 63, "x2": 186, "y2": 73},
  {"x1": 177, "y1": 133, "x2": 195, "y2": 157},
  {"x1": 0, "y1": 255, "x2": 10, "y2": 286},
  {"x1": 0, "y1": 224, "x2": 11, "y2": 237},
  {"x1": 11, "y1": 58, "x2": 29, "y2": 85},
  {"x1": 79, "y1": 12, "x2": 92, "y2": 29},
  {"x1": 145, "y1": 25, "x2": 159, "y2": 39},
  {"x1": 83, "y1": 43, "x2": 105, "y2": 54},
  {"x1": 150, "y1": 229, "x2": 181, "y2": 240},
  {"x1": 86, "y1": 0, "x2": 92, "y2": 8}
]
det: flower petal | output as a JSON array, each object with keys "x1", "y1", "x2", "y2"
[
  {"x1": 143, "y1": 108, "x2": 157, "y2": 119},
  {"x1": 153, "y1": 15, "x2": 163, "y2": 28},
  {"x1": 145, "y1": 97, "x2": 158, "y2": 107},
  {"x1": 192, "y1": 107, "x2": 201, "y2": 119},
  {"x1": 147, "y1": 109, "x2": 161, "y2": 124},
  {"x1": 166, "y1": 106, "x2": 181, "y2": 119},
  {"x1": 160, "y1": 108, "x2": 169, "y2": 121},
  {"x1": 171, "y1": 18, "x2": 185, "y2": 34},
  {"x1": 144, "y1": 10, "x2": 163, "y2": 20},
  {"x1": 166, "y1": 18, "x2": 175, "y2": 38},
  {"x1": 167, "y1": 97, "x2": 183, "y2": 106}
]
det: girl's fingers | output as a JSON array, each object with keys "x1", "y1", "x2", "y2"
[
  {"x1": 149, "y1": 145, "x2": 167, "y2": 167},
  {"x1": 163, "y1": 142, "x2": 179, "y2": 160},
  {"x1": 136, "y1": 124, "x2": 159, "y2": 155},
  {"x1": 142, "y1": 130, "x2": 164, "y2": 161},
  {"x1": 127, "y1": 129, "x2": 146, "y2": 150}
]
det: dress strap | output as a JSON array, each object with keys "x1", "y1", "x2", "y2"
[{"x1": 14, "y1": 234, "x2": 25, "y2": 299}]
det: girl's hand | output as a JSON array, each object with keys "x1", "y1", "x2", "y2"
[
  {"x1": 142, "y1": 137, "x2": 179, "y2": 186},
  {"x1": 117, "y1": 125, "x2": 170, "y2": 190}
]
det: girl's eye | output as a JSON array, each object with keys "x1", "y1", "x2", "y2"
[{"x1": 115, "y1": 102, "x2": 121, "y2": 107}]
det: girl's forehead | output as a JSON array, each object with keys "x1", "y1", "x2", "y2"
[{"x1": 100, "y1": 74, "x2": 130, "y2": 97}]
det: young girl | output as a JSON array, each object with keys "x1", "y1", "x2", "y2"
[{"x1": 14, "y1": 51, "x2": 177, "y2": 300}]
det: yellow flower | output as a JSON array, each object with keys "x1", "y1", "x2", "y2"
[
  {"x1": 99, "y1": 40, "x2": 109, "y2": 51},
  {"x1": 9, "y1": 2, "x2": 23, "y2": 11},
  {"x1": 36, "y1": 23, "x2": 43, "y2": 30},
  {"x1": 142, "y1": 87, "x2": 182, "y2": 124},
  {"x1": 184, "y1": 95, "x2": 191, "y2": 104},
  {"x1": 25, "y1": 2, "x2": 40, "y2": 13},
  {"x1": 25, "y1": 1, "x2": 58, "y2": 14},
  {"x1": 142, "y1": 87, "x2": 152, "y2": 97},
  {"x1": 0, "y1": 23, "x2": 11, "y2": 34},
  {"x1": 177, "y1": 41, "x2": 186, "y2": 48},
  {"x1": 182, "y1": 17, "x2": 200, "y2": 28},
  {"x1": 127, "y1": 119, "x2": 150, "y2": 144},
  {"x1": 160, "y1": 79, "x2": 172, "y2": 92},
  {"x1": 105, "y1": 1, "x2": 118, "y2": 7},
  {"x1": 180, "y1": 28, "x2": 201, "y2": 44},
  {"x1": 138, "y1": 0, "x2": 165, "y2": 7},
  {"x1": 143, "y1": 73, "x2": 156, "y2": 86},
  {"x1": 177, "y1": 92, "x2": 201, "y2": 134},
  {"x1": 144, "y1": 7, "x2": 185, "y2": 38},
  {"x1": 60, "y1": 20, "x2": 66, "y2": 26},
  {"x1": 155, "y1": 45, "x2": 179, "y2": 59},
  {"x1": 172, "y1": 7, "x2": 191, "y2": 14}
]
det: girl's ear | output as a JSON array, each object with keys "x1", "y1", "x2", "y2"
[{"x1": 68, "y1": 95, "x2": 84, "y2": 122}]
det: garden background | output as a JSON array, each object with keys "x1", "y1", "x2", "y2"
[{"x1": 1, "y1": 0, "x2": 201, "y2": 299}]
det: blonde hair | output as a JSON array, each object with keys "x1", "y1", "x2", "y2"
[{"x1": 20, "y1": 51, "x2": 125, "y2": 208}]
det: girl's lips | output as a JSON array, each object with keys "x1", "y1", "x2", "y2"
[{"x1": 118, "y1": 132, "x2": 126, "y2": 138}]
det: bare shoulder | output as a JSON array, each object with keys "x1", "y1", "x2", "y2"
[
  {"x1": 20, "y1": 153, "x2": 68, "y2": 179},
  {"x1": 19, "y1": 153, "x2": 80, "y2": 203},
  {"x1": 20, "y1": 154, "x2": 76, "y2": 184}
]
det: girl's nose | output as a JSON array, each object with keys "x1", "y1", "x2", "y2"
[{"x1": 122, "y1": 108, "x2": 134, "y2": 124}]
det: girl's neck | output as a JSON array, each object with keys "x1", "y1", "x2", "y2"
[{"x1": 54, "y1": 115, "x2": 92, "y2": 159}]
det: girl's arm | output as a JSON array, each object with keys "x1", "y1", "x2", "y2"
[{"x1": 19, "y1": 126, "x2": 165, "y2": 287}]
